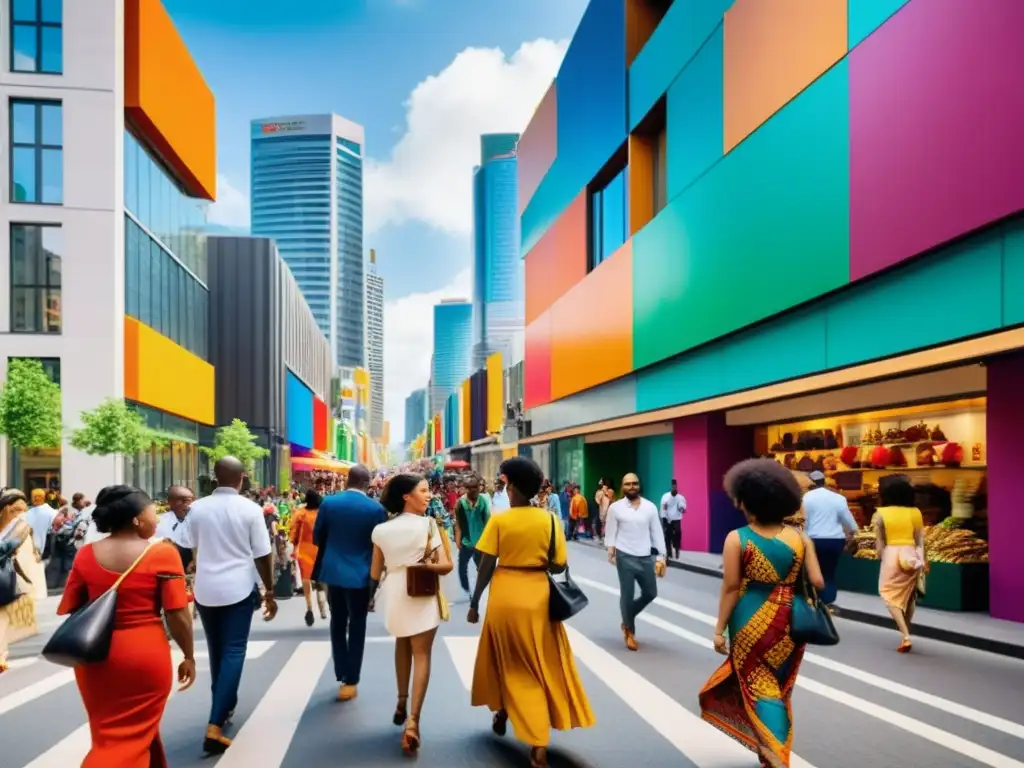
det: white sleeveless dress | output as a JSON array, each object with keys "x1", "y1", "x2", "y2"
[{"x1": 371, "y1": 513, "x2": 443, "y2": 638}]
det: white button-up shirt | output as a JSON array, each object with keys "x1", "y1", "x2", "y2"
[
  {"x1": 178, "y1": 488, "x2": 272, "y2": 607},
  {"x1": 154, "y1": 511, "x2": 188, "y2": 546},
  {"x1": 604, "y1": 496, "x2": 666, "y2": 558},
  {"x1": 659, "y1": 492, "x2": 686, "y2": 522}
]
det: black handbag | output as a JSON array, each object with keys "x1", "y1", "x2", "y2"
[
  {"x1": 42, "y1": 541, "x2": 158, "y2": 668},
  {"x1": 0, "y1": 522, "x2": 30, "y2": 608},
  {"x1": 546, "y1": 514, "x2": 588, "y2": 622},
  {"x1": 790, "y1": 563, "x2": 839, "y2": 646}
]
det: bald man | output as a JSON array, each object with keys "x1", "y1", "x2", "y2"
[{"x1": 603, "y1": 473, "x2": 666, "y2": 651}]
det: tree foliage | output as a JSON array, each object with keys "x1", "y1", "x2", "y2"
[
  {"x1": 69, "y1": 399, "x2": 165, "y2": 456},
  {"x1": 199, "y1": 418, "x2": 269, "y2": 471},
  {"x1": 0, "y1": 358, "x2": 62, "y2": 449}
]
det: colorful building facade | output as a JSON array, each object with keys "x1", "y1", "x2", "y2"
[{"x1": 517, "y1": 0, "x2": 1024, "y2": 622}]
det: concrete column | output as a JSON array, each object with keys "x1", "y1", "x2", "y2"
[{"x1": 673, "y1": 412, "x2": 752, "y2": 554}]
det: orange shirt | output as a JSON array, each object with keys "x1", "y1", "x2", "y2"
[{"x1": 570, "y1": 494, "x2": 588, "y2": 521}]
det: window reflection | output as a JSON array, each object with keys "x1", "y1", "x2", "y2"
[{"x1": 10, "y1": 223, "x2": 62, "y2": 333}]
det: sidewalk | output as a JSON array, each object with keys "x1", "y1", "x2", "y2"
[{"x1": 572, "y1": 540, "x2": 1024, "y2": 659}]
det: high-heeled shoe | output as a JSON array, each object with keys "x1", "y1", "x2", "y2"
[
  {"x1": 401, "y1": 715, "x2": 420, "y2": 756},
  {"x1": 393, "y1": 694, "x2": 408, "y2": 726},
  {"x1": 492, "y1": 710, "x2": 508, "y2": 737},
  {"x1": 897, "y1": 637, "x2": 913, "y2": 653},
  {"x1": 530, "y1": 746, "x2": 548, "y2": 767}
]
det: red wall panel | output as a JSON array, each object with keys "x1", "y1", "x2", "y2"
[
  {"x1": 313, "y1": 397, "x2": 328, "y2": 451},
  {"x1": 517, "y1": 83, "x2": 558, "y2": 216},
  {"x1": 524, "y1": 311, "x2": 553, "y2": 409},
  {"x1": 524, "y1": 191, "x2": 588, "y2": 326}
]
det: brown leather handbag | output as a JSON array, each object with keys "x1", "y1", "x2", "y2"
[{"x1": 407, "y1": 518, "x2": 439, "y2": 597}]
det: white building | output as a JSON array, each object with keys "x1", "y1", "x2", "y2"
[
  {"x1": 365, "y1": 250, "x2": 385, "y2": 438},
  {"x1": 0, "y1": 0, "x2": 218, "y2": 498}
]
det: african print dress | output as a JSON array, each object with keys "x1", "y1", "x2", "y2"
[{"x1": 699, "y1": 526, "x2": 806, "y2": 768}]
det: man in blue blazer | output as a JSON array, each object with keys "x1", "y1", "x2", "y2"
[{"x1": 313, "y1": 465, "x2": 386, "y2": 702}]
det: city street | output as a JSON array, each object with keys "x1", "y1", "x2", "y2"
[{"x1": 2, "y1": 543, "x2": 1023, "y2": 767}]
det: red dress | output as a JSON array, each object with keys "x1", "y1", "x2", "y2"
[{"x1": 57, "y1": 542, "x2": 187, "y2": 767}]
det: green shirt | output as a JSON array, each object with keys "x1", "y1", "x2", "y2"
[{"x1": 457, "y1": 494, "x2": 491, "y2": 548}]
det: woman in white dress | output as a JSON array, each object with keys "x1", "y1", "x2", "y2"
[
  {"x1": 370, "y1": 473, "x2": 453, "y2": 756},
  {"x1": 0, "y1": 489, "x2": 36, "y2": 673}
]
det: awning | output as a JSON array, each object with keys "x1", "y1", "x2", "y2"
[{"x1": 291, "y1": 456, "x2": 353, "y2": 473}]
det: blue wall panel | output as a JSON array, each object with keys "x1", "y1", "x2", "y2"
[
  {"x1": 285, "y1": 370, "x2": 314, "y2": 449},
  {"x1": 848, "y1": 0, "x2": 911, "y2": 49},
  {"x1": 666, "y1": 26, "x2": 724, "y2": 201},
  {"x1": 629, "y1": 0, "x2": 733, "y2": 131}
]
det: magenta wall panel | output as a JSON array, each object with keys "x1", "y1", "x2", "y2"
[{"x1": 849, "y1": 0, "x2": 1024, "y2": 282}]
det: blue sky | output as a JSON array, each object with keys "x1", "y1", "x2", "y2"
[{"x1": 165, "y1": 0, "x2": 587, "y2": 438}]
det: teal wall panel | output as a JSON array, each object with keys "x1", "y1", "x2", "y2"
[
  {"x1": 636, "y1": 434, "x2": 675, "y2": 498},
  {"x1": 633, "y1": 62, "x2": 850, "y2": 369},
  {"x1": 1002, "y1": 219, "x2": 1024, "y2": 327},
  {"x1": 635, "y1": 343, "x2": 723, "y2": 412},
  {"x1": 666, "y1": 26, "x2": 723, "y2": 200},
  {"x1": 719, "y1": 309, "x2": 828, "y2": 395},
  {"x1": 848, "y1": 0, "x2": 912, "y2": 49},
  {"x1": 628, "y1": 0, "x2": 733, "y2": 131}
]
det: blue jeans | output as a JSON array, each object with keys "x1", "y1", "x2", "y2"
[
  {"x1": 197, "y1": 593, "x2": 255, "y2": 727},
  {"x1": 328, "y1": 586, "x2": 370, "y2": 685},
  {"x1": 457, "y1": 545, "x2": 481, "y2": 593}
]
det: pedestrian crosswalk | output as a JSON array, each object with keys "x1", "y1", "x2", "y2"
[{"x1": 2, "y1": 580, "x2": 1023, "y2": 767}]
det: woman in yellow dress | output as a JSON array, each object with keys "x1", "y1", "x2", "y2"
[
  {"x1": 467, "y1": 457, "x2": 594, "y2": 768},
  {"x1": 873, "y1": 474, "x2": 926, "y2": 652}
]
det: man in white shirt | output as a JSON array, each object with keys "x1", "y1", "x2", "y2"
[
  {"x1": 659, "y1": 479, "x2": 686, "y2": 559},
  {"x1": 491, "y1": 477, "x2": 511, "y2": 513},
  {"x1": 178, "y1": 457, "x2": 276, "y2": 754},
  {"x1": 604, "y1": 473, "x2": 666, "y2": 651}
]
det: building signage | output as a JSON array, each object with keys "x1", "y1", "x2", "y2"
[{"x1": 260, "y1": 120, "x2": 306, "y2": 135}]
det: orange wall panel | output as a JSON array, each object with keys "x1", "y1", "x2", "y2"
[
  {"x1": 517, "y1": 83, "x2": 558, "y2": 216},
  {"x1": 550, "y1": 241, "x2": 634, "y2": 400},
  {"x1": 628, "y1": 134, "x2": 655, "y2": 236},
  {"x1": 125, "y1": 0, "x2": 216, "y2": 201},
  {"x1": 524, "y1": 191, "x2": 588, "y2": 325},
  {"x1": 124, "y1": 316, "x2": 215, "y2": 425},
  {"x1": 723, "y1": 0, "x2": 847, "y2": 152}
]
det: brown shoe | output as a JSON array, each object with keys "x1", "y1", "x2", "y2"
[
  {"x1": 338, "y1": 684, "x2": 358, "y2": 701},
  {"x1": 203, "y1": 724, "x2": 232, "y2": 754},
  {"x1": 622, "y1": 625, "x2": 638, "y2": 651}
]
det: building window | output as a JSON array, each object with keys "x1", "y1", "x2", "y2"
[
  {"x1": 9, "y1": 356, "x2": 59, "y2": 385},
  {"x1": 653, "y1": 125, "x2": 667, "y2": 215},
  {"x1": 10, "y1": 223, "x2": 62, "y2": 333},
  {"x1": 10, "y1": 99, "x2": 62, "y2": 204},
  {"x1": 589, "y1": 167, "x2": 628, "y2": 270},
  {"x1": 10, "y1": 0, "x2": 62, "y2": 74}
]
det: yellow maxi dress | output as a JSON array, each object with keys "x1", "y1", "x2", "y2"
[{"x1": 471, "y1": 506, "x2": 595, "y2": 747}]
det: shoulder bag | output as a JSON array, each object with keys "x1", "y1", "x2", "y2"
[
  {"x1": 546, "y1": 514, "x2": 588, "y2": 622},
  {"x1": 789, "y1": 538, "x2": 839, "y2": 646},
  {"x1": 0, "y1": 522, "x2": 31, "y2": 608},
  {"x1": 42, "y1": 540, "x2": 160, "y2": 668},
  {"x1": 407, "y1": 517, "x2": 440, "y2": 598}
]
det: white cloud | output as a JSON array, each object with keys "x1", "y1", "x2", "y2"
[
  {"x1": 384, "y1": 269, "x2": 471, "y2": 443},
  {"x1": 209, "y1": 174, "x2": 250, "y2": 230},
  {"x1": 365, "y1": 38, "x2": 568, "y2": 237}
]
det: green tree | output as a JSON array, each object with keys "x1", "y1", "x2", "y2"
[
  {"x1": 69, "y1": 399, "x2": 165, "y2": 456},
  {"x1": 199, "y1": 418, "x2": 269, "y2": 471},
  {"x1": 0, "y1": 358, "x2": 62, "y2": 449}
]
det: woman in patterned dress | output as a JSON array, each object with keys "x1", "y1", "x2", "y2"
[{"x1": 699, "y1": 459, "x2": 824, "y2": 768}]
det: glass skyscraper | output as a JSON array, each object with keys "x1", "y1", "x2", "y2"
[
  {"x1": 430, "y1": 299, "x2": 472, "y2": 415},
  {"x1": 250, "y1": 114, "x2": 366, "y2": 367},
  {"x1": 404, "y1": 387, "x2": 428, "y2": 446},
  {"x1": 472, "y1": 134, "x2": 524, "y2": 369}
]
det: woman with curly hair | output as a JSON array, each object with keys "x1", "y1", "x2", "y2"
[{"x1": 699, "y1": 459, "x2": 824, "y2": 768}]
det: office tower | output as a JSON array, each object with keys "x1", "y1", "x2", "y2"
[
  {"x1": 429, "y1": 300, "x2": 472, "y2": 414},
  {"x1": 250, "y1": 113, "x2": 366, "y2": 367},
  {"x1": 366, "y1": 249, "x2": 385, "y2": 438},
  {"x1": 472, "y1": 134, "x2": 524, "y2": 369},
  {"x1": 0, "y1": 0, "x2": 217, "y2": 497},
  {"x1": 404, "y1": 387, "x2": 428, "y2": 445}
]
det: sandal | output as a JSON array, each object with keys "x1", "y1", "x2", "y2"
[
  {"x1": 401, "y1": 715, "x2": 420, "y2": 756},
  {"x1": 897, "y1": 637, "x2": 913, "y2": 653},
  {"x1": 530, "y1": 746, "x2": 548, "y2": 767},
  {"x1": 492, "y1": 710, "x2": 508, "y2": 737},
  {"x1": 393, "y1": 694, "x2": 408, "y2": 726}
]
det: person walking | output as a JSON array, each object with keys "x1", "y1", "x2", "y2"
[
  {"x1": 491, "y1": 477, "x2": 510, "y2": 513},
  {"x1": 659, "y1": 479, "x2": 686, "y2": 559},
  {"x1": 604, "y1": 473, "x2": 666, "y2": 651},
  {"x1": 802, "y1": 470, "x2": 857, "y2": 610},
  {"x1": 873, "y1": 473, "x2": 926, "y2": 652},
  {"x1": 177, "y1": 457, "x2": 277, "y2": 755},
  {"x1": 56, "y1": 485, "x2": 196, "y2": 766},
  {"x1": 290, "y1": 490, "x2": 328, "y2": 627},
  {"x1": 0, "y1": 490, "x2": 33, "y2": 674},
  {"x1": 313, "y1": 464, "x2": 387, "y2": 702},
  {"x1": 23, "y1": 489, "x2": 53, "y2": 600},
  {"x1": 369, "y1": 473, "x2": 453, "y2": 756},
  {"x1": 700, "y1": 459, "x2": 824, "y2": 768},
  {"x1": 453, "y1": 474, "x2": 491, "y2": 601},
  {"x1": 468, "y1": 457, "x2": 594, "y2": 768}
]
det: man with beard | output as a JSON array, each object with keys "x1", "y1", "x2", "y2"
[{"x1": 604, "y1": 473, "x2": 666, "y2": 651}]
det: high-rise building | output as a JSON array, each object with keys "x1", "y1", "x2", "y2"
[
  {"x1": 250, "y1": 113, "x2": 366, "y2": 367},
  {"x1": 429, "y1": 300, "x2": 472, "y2": 414},
  {"x1": 366, "y1": 249, "x2": 385, "y2": 438},
  {"x1": 0, "y1": 0, "x2": 217, "y2": 497},
  {"x1": 404, "y1": 387, "x2": 428, "y2": 445},
  {"x1": 472, "y1": 134, "x2": 524, "y2": 368}
]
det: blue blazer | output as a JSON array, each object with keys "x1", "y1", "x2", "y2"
[{"x1": 312, "y1": 490, "x2": 387, "y2": 589}]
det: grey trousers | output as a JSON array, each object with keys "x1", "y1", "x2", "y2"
[{"x1": 615, "y1": 551, "x2": 657, "y2": 633}]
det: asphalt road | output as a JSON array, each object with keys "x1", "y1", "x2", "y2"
[{"x1": 2, "y1": 542, "x2": 1023, "y2": 767}]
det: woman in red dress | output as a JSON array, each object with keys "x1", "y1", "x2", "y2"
[{"x1": 57, "y1": 485, "x2": 196, "y2": 767}]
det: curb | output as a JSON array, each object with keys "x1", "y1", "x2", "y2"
[{"x1": 571, "y1": 540, "x2": 1024, "y2": 660}]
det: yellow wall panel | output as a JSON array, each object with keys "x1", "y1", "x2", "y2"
[
  {"x1": 461, "y1": 379, "x2": 472, "y2": 445},
  {"x1": 124, "y1": 316, "x2": 215, "y2": 425},
  {"x1": 486, "y1": 352, "x2": 504, "y2": 435}
]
